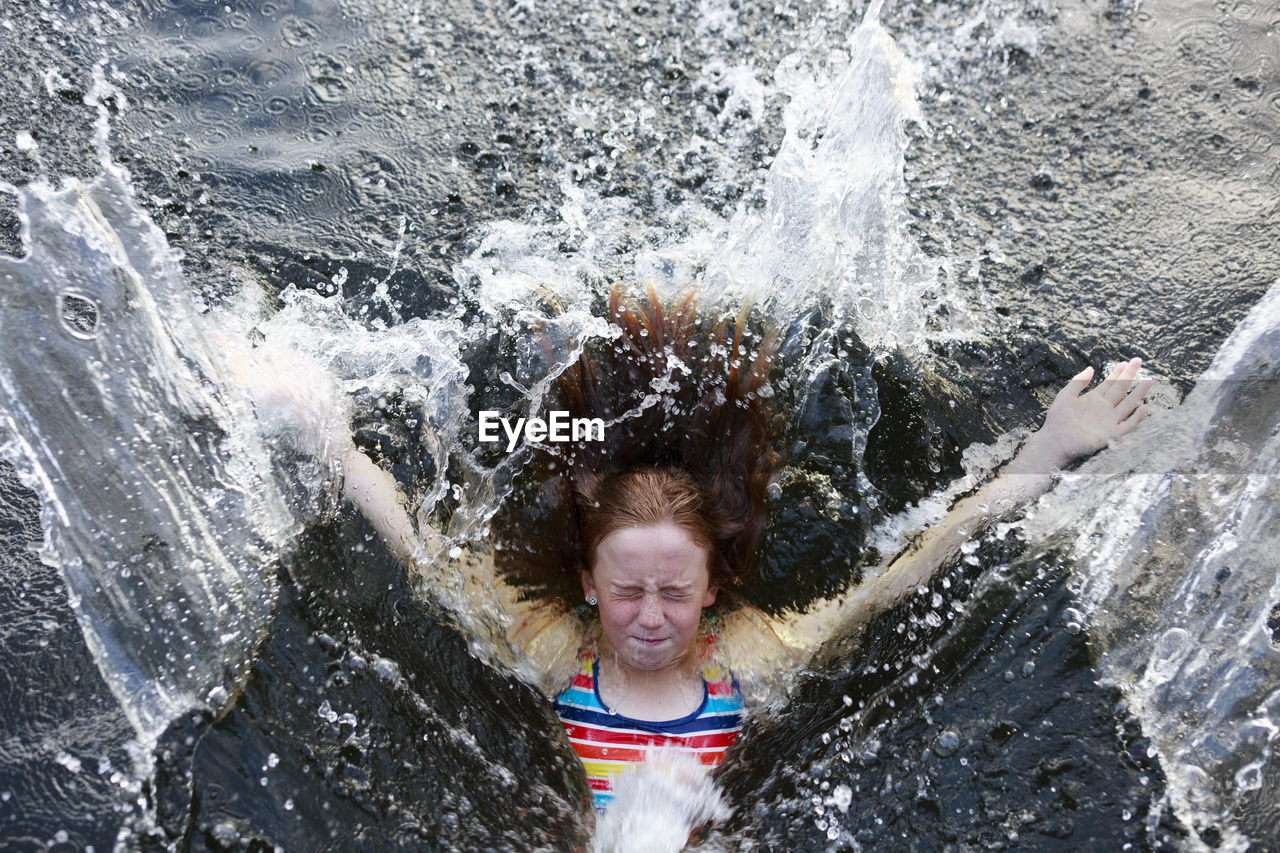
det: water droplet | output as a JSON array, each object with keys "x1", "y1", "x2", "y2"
[
  {"x1": 933, "y1": 730, "x2": 960, "y2": 758},
  {"x1": 831, "y1": 783, "x2": 853, "y2": 813},
  {"x1": 211, "y1": 822, "x2": 239, "y2": 845}
]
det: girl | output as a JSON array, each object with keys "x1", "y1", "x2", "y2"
[{"x1": 227, "y1": 286, "x2": 1151, "y2": 814}]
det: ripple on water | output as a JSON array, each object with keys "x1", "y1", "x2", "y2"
[
  {"x1": 308, "y1": 76, "x2": 350, "y2": 105},
  {"x1": 1172, "y1": 19, "x2": 1241, "y2": 70},
  {"x1": 280, "y1": 15, "x2": 322, "y2": 48},
  {"x1": 192, "y1": 92, "x2": 237, "y2": 126},
  {"x1": 178, "y1": 69, "x2": 212, "y2": 94},
  {"x1": 1228, "y1": 0, "x2": 1260, "y2": 20},
  {"x1": 214, "y1": 67, "x2": 241, "y2": 88},
  {"x1": 246, "y1": 56, "x2": 293, "y2": 88},
  {"x1": 233, "y1": 90, "x2": 261, "y2": 112},
  {"x1": 188, "y1": 15, "x2": 227, "y2": 40},
  {"x1": 198, "y1": 125, "x2": 232, "y2": 147}
]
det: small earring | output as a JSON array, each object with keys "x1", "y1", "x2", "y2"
[{"x1": 587, "y1": 596, "x2": 597, "y2": 606}]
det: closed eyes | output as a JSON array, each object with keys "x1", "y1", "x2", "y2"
[{"x1": 610, "y1": 587, "x2": 693, "y2": 600}]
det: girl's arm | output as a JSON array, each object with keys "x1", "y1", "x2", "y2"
[
  {"x1": 342, "y1": 436, "x2": 580, "y2": 691},
  {"x1": 746, "y1": 358, "x2": 1153, "y2": 660},
  {"x1": 221, "y1": 332, "x2": 576, "y2": 689}
]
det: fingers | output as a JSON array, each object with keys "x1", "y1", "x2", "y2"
[
  {"x1": 1114, "y1": 377, "x2": 1154, "y2": 421},
  {"x1": 1101, "y1": 357, "x2": 1143, "y2": 405},
  {"x1": 1060, "y1": 365, "x2": 1095, "y2": 400},
  {"x1": 1115, "y1": 404, "x2": 1148, "y2": 435}
]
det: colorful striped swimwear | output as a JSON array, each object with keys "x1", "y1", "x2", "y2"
[{"x1": 553, "y1": 655, "x2": 744, "y2": 812}]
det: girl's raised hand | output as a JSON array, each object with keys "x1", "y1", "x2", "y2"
[{"x1": 1029, "y1": 357, "x2": 1154, "y2": 470}]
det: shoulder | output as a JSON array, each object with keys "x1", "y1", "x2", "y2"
[
  {"x1": 700, "y1": 599, "x2": 804, "y2": 707},
  {"x1": 553, "y1": 650, "x2": 598, "y2": 706},
  {"x1": 509, "y1": 604, "x2": 597, "y2": 699},
  {"x1": 698, "y1": 660, "x2": 744, "y2": 711}
]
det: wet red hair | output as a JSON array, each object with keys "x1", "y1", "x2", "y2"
[
  {"x1": 492, "y1": 285, "x2": 783, "y2": 601},
  {"x1": 574, "y1": 466, "x2": 719, "y2": 579}
]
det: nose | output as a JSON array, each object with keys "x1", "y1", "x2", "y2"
[{"x1": 637, "y1": 594, "x2": 665, "y2": 629}]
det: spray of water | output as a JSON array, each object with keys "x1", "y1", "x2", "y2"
[
  {"x1": 0, "y1": 161, "x2": 295, "y2": 763},
  {"x1": 590, "y1": 750, "x2": 734, "y2": 853},
  {"x1": 1028, "y1": 280, "x2": 1280, "y2": 852}
]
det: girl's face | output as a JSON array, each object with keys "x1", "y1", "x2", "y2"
[{"x1": 581, "y1": 521, "x2": 718, "y2": 674}]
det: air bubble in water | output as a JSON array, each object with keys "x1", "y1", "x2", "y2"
[
  {"x1": 1235, "y1": 760, "x2": 1263, "y2": 792},
  {"x1": 933, "y1": 730, "x2": 960, "y2": 757},
  {"x1": 1060, "y1": 607, "x2": 1086, "y2": 634}
]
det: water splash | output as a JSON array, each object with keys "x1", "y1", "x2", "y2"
[
  {"x1": 454, "y1": 6, "x2": 948, "y2": 357},
  {"x1": 0, "y1": 162, "x2": 296, "y2": 760},
  {"x1": 591, "y1": 751, "x2": 734, "y2": 853},
  {"x1": 1028, "y1": 280, "x2": 1280, "y2": 851},
  {"x1": 699, "y1": 13, "x2": 941, "y2": 355}
]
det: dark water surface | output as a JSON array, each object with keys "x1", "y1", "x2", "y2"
[{"x1": 1, "y1": 0, "x2": 1277, "y2": 850}]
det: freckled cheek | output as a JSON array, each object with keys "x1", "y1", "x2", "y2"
[
  {"x1": 600, "y1": 601, "x2": 642, "y2": 629},
  {"x1": 668, "y1": 604, "x2": 702, "y2": 632}
]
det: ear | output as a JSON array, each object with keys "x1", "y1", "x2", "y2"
[
  {"x1": 702, "y1": 584, "x2": 718, "y2": 608},
  {"x1": 581, "y1": 569, "x2": 597, "y2": 601}
]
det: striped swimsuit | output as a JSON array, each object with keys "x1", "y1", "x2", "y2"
[{"x1": 553, "y1": 655, "x2": 744, "y2": 812}]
